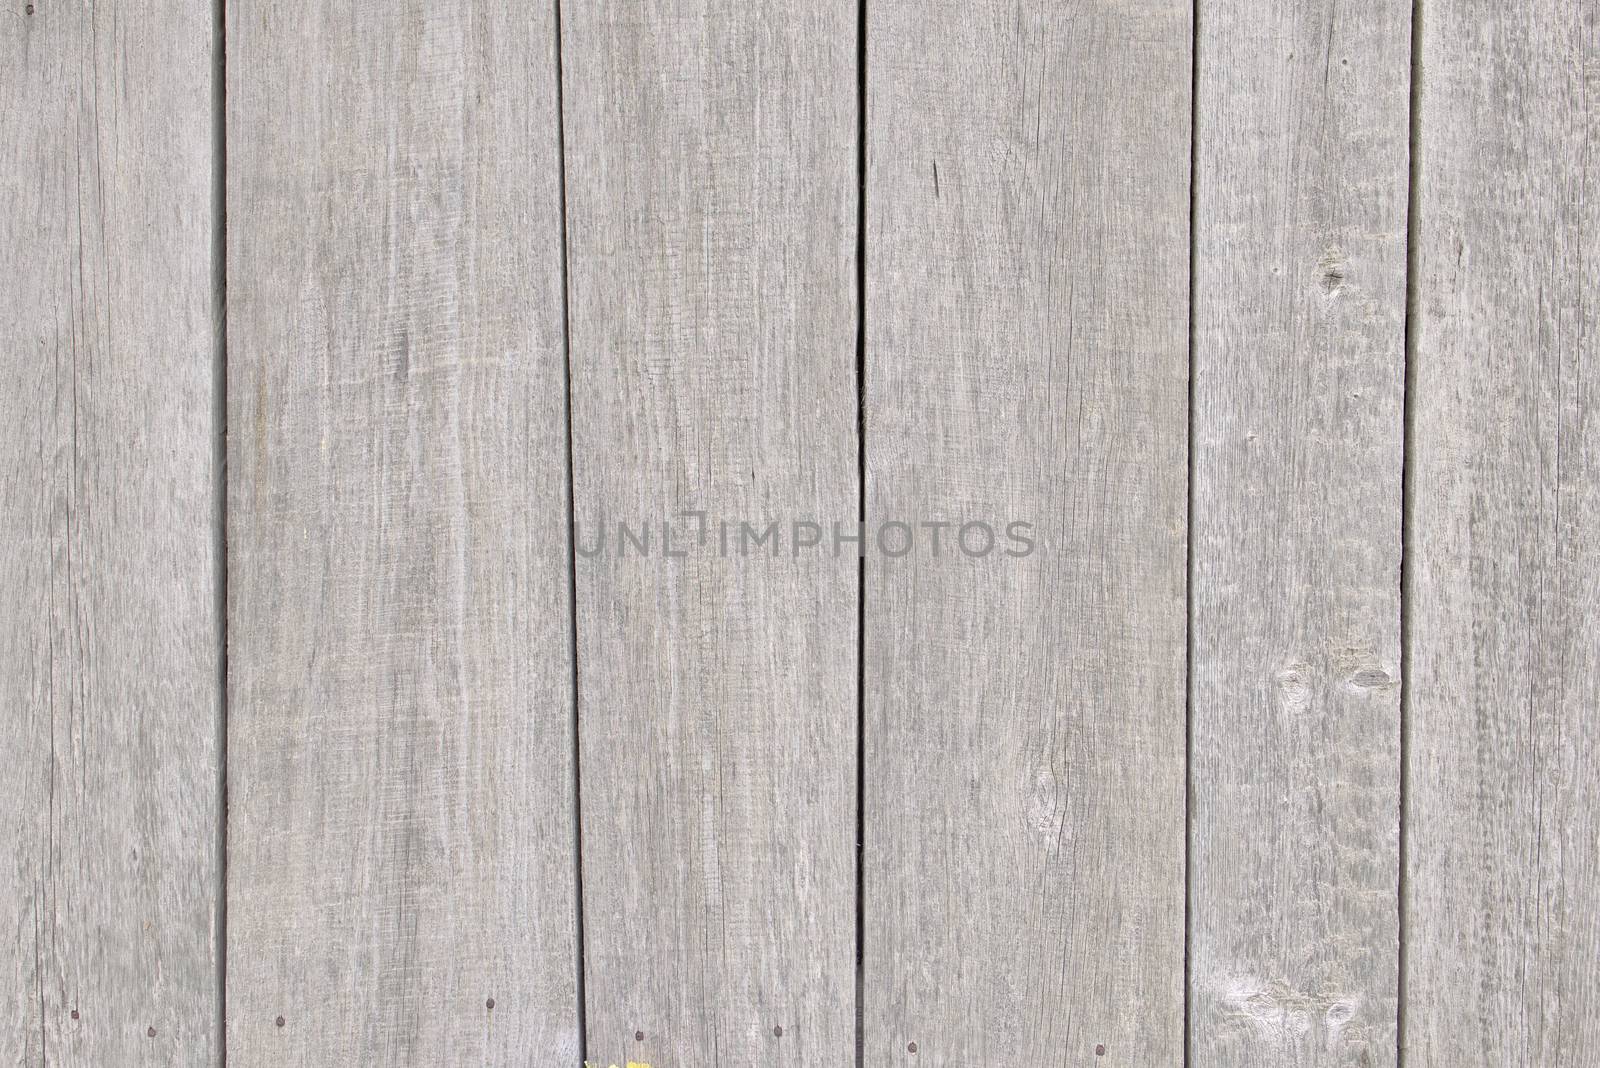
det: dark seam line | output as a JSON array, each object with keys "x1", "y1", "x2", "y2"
[
  {"x1": 1397, "y1": 0, "x2": 1425, "y2": 1064},
  {"x1": 854, "y1": 0, "x2": 869, "y2": 1065},
  {"x1": 213, "y1": 0, "x2": 229, "y2": 1061},
  {"x1": 551, "y1": 2, "x2": 588, "y2": 1062},
  {"x1": 1183, "y1": 1, "x2": 1199, "y2": 1065}
]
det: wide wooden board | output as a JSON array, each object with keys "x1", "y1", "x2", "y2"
[
  {"x1": 560, "y1": 1, "x2": 860, "y2": 1064},
  {"x1": 864, "y1": 2, "x2": 1192, "y2": 1062},
  {"x1": 1, "y1": 1, "x2": 221, "y2": 1063},
  {"x1": 1189, "y1": 1, "x2": 1412, "y2": 1064},
  {"x1": 225, "y1": 1, "x2": 580, "y2": 1061},
  {"x1": 1406, "y1": 0, "x2": 1600, "y2": 1063}
]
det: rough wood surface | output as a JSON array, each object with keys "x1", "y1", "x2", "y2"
[
  {"x1": 863, "y1": 2, "x2": 1192, "y2": 1063},
  {"x1": 559, "y1": 2, "x2": 860, "y2": 1064},
  {"x1": 1406, "y1": 1, "x2": 1600, "y2": 1064},
  {"x1": 224, "y1": 1, "x2": 579, "y2": 1062},
  {"x1": 1, "y1": 1, "x2": 220, "y2": 1064},
  {"x1": 1189, "y1": 2, "x2": 1412, "y2": 1065}
]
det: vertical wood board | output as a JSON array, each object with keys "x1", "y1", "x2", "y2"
[
  {"x1": 1407, "y1": 1, "x2": 1600, "y2": 1063},
  {"x1": 561, "y1": 1, "x2": 860, "y2": 1064},
  {"x1": 225, "y1": 1, "x2": 580, "y2": 1061},
  {"x1": 864, "y1": 2, "x2": 1192, "y2": 1062},
  {"x1": 1, "y1": 1, "x2": 221, "y2": 1064},
  {"x1": 1190, "y1": 1, "x2": 1412, "y2": 1064}
]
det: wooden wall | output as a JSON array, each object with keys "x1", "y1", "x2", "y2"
[{"x1": 3, "y1": 1, "x2": 1596, "y2": 1065}]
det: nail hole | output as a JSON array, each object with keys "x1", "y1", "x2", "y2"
[
  {"x1": 485, "y1": 997, "x2": 495, "y2": 1010},
  {"x1": 1096, "y1": 1044, "x2": 1106, "y2": 1056},
  {"x1": 70, "y1": 1010, "x2": 79, "y2": 1021},
  {"x1": 635, "y1": 1030, "x2": 645, "y2": 1042},
  {"x1": 275, "y1": 1016, "x2": 285, "y2": 1028},
  {"x1": 147, "y1": 1027, "x2": 157, "y2": 1038},
  {"x1": 908, "y1": 1041, "x2": 918, "y2": 1053},
  {"x1": 773, "y1": 1024, "x2": 783, "y2": 1037}
]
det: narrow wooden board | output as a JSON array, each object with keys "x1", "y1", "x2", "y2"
[
  {"x1": 224, "y1": 2, "x2": 579, "y2": 1062},
  {"x1": 1189, "y1": 3, "x2": 1412, "y2": 1065},
  {"x1": 1406, "y1": 1, "x2": 1600, "y2": 1062},
  {"x1": 863, "y1": 3, "x2": 1192, "y2": 1063},
  {"x1": 559, "y1": 2, "x2": 860, "y2": 1064},
  {"x1": 1, "y1": 1, "x2": 221, "y2": 1064}
]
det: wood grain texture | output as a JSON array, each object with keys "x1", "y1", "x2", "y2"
[
  {"x1": 559, "y1": 2, "x2": 859, "y2": 1064},
  {"x1": 1189, "y1": 2, "x2": 1411, "y2": 1065},
  {"x1": 863, "y1": 2, "x2": 1191, "y2": 1063},
  {"x1": 1407, "y1": 1, "x2": 1600, "y2": 1064},
  {"x1": 1, "y1": 1, "x2": 220, "y2": 1064},
  {"x1": 225, "y1": 1, "x2": 578, "y2": 1062}
]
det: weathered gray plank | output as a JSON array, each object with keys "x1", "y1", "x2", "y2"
[
  {"x1": 1, "y1": 1, "x2": 220, "y2": 1064},
  {"x1": 559, "y1": 2, "x2": 859, "y2": 1064},
  {"x1": 863, "y1": 2, "x2": 1191, "y2": 1062},
  {"x1": 1189, "y1": 3, "x2": 1411, "y2": 1064},
  {"x1": 224, "y1": 2, "x2": 578, "y2": 1062},
  {"x1": 1406, "y1": 1, "x2": 1600, "y2": 1063}
]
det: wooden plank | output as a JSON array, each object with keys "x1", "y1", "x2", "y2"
[
  {"x1": 863, "y1": 3, "x2": 1191, "y2": 1062},
  {"x1": 1188, "y1": 2, "x2": 1412, "y2": 1065},
  {"x1": 224, "y1": 2, "x2": 578, "y2": 1062},
  {"x1": 1406, "y1": 1, "x2": 1600, "y2": 1063},
  {"x1": 0, "y1": 1, "x2": 220, "y2": 1064},
  {"x1": 559, "y1": 2, "x2": 859, "y2": 1064}
]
